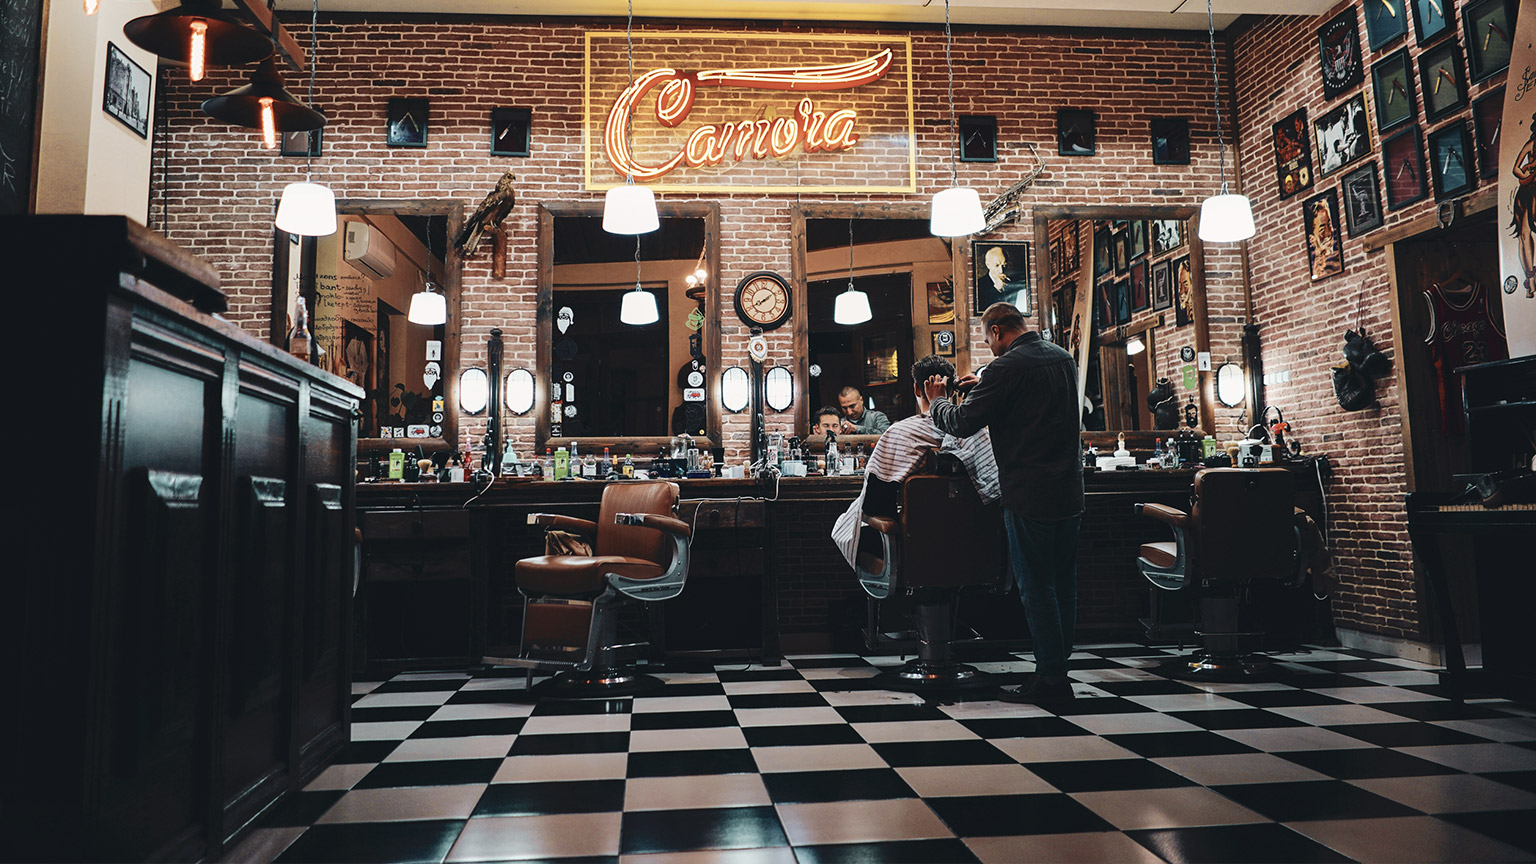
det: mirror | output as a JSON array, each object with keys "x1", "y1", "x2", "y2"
[
  {"x1": 1034, "y1": 206, "x2": 1212, "y2": 437},
  {"x1": 792, "y1": 204, "x2": 966, "y2": 437},
  {"x1": 273, "y1": 199, "x2": 463, "y2": 454},
  {"x1": 537, "y1": 201, "x2": 721, "y2": 452}
]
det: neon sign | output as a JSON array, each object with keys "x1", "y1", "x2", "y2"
[{"x1": 604, "y1": 50, "x2": 893, "y2": 182}]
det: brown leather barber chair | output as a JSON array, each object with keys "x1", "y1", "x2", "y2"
[
  {"x1": 855, "y1": 452, "x2": 1005, "y2": 691},
  {"x1": 487, "y1": 480, "x2": 691, "y2": 697},
  {"x1": 1136, "y1": 467, "x2": 1305, "y2": 680}
]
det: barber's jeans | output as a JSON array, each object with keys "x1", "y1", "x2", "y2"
[{"x1": 1004, "y1": 510, "x2": 1082, "y2": 679}]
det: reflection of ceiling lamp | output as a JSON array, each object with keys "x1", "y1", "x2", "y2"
[
  {"x1": 1216, "y1": 361, "x2": 1245, "y2": 407},
  {"x1": 721, "y1": 367, "x2": 750, "y2": 412},
  {"x1": 1197, "y1": 0, "x2": 1255, "y2": 243},
  {"x1": 505, "y1": 368, "x2": 535, "y2": 415},
  {"x1": 602, "y1": 0, "x2": 660, "y2": 235},
  {"x1": 929, "y1": 0, "x2": 985, "y2": 238},
  {"x1": 275, "y1": 0, "x2": 336, "y2": 237},
  {"x1": 765, "y1": 366, "x2": 794, "y2": 412},
  {"x1": 459, "y1": 368, "x2": 490, "y2": 415},
  {"x1": 620, "y1": 237, "x2": 659, "y2": 325},
  {"x1": 125, "y1": 0, "x2": 273, "y2": 83},
  {"x1": 1126, "y1": 334, "x2": 1145, "y2": 356},
  {"x1": 835, "y1": 218, "x2": 872, "y2": 325},
  {"x1": 409, "y1": 225, "x2": 447, "y2": 326}
]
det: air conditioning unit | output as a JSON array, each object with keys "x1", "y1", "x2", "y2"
[{"x1": 343, "y1": 222, "x2": 396, "y2": 280}]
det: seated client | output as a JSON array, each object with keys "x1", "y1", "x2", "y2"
[{"x1": 831, "y1": 354, "x2": 1000, "y2": 568}]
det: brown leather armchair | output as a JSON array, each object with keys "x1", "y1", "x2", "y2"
[
  {"x1": 1135, "y1": 467, "x2": 1305, "y2": 680},
  {"x1": 855, "y1": 453, "x2": 1006, "y2": 690},
  {"x1": 488, "y1": 480, "x2": 691, "y2": 697}
]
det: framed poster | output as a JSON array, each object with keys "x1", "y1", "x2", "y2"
[
  {"x1": 1341, "y1": 162, "x2": 1384, "y2": 236},
  {"x1": 1093, "y1": 225, "x2": 1112, "y2": 277},
  {"x1": 387, "y1": 98, "x2": 430, "y2": 147},
  {"x1": 1272, "y1": 109, "x2": 1314, "y2": 199},
  {"x1": 1114, "y1": 277, "x2": 1131, "y2": 325},
  {"x1": 1096, "y1": 279, "x2": 1114, "y2": 330},
  {"x1": 1413, "y1": 0, "x2": 1454, "y2": 44},
  {"x1": 1130, "y1": 260, "x2": 1149, "y2": 312},
  {"x1": 1371, "y1": 49, "x2": 1417, "y2": 134},
  {"x1": 1418, "y1": 41, "x2": 1467, "y2": 123},
  {"x1": 1473, "y1": 88, "x2": 1504, "y2": 180},
  {"x1": 102, "y1": 42, "x2": 151, "y2": 139},
  {"x1": 1463, "y1": 0, "x2": 1516, "y2": 83},
  {"x1": 1062, "y1": 224, "x2": 1079, "y2": 274},
  {"x1": 1363, "y1": 0, "x2": 1409, "y2": 51},
  {"x1": 1383, "y1": 125, "x2": 1428, "y2": 209},
  {"x1": 973, "y1": 241, "x2": 1032, "y2": 315},
  {"x1": 1151, "y1": 219, "x2": 1185, "y2": 255},
  {"x1": 1314, "y1": 93, "x2": 1372, "y2": 178},
  {"x1": 1129, "y1": 220, "x2": 1148, "y2": 260},
  {"x1": 1113, "y1": 231, "x2": 1129, "y2": 275},
  {"x1": 926, "y1": 278, "x2": 955, "y2": 324},
  {"x1": 1428, "y1": 121, "x2": 1475, "y2": 200},
  {"x1": 959, "y1": 114, "x2": 998, "y2": 162},
  {"x1": 1152, "y1": 259, "x2": 1173, "y2": 311},
  {"x1": 1319, "y1": 9, "x2": 1365, "y2": 100},
  {"x1": 1150, "y1": 117, "x2": 1191, "y2": 165},
  {"x1": 1303, "y1": 189, "x2": 1345, "y2": 281},
  {"x1": 490, "y1": 107, "x2": 531, "y2": 156},
  {"x1": 1173, "y1": 255, "x2": 1193, "y2": 327},
  {"x1": 1057, "y1": 108, "x2": 1096, "y2": 156}
]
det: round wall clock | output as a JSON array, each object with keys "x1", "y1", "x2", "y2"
[{"x1": 734, "y1": 271, "x2": 793, "y2": 330}]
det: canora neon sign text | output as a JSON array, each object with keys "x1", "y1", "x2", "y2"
[{"x1": 604, "y1": 49, "x2": 893, "y2": 181}]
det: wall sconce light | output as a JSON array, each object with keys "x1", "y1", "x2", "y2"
[
  {"x1": 1216, "y1": 361, "x2": 1245, "y2": 407},
  {"x1": 459, "y1": 367, "x2": 490, "y2": 415},
  {"x1": 765, "y1": 366, "x2": 794, "y2": 412},
  {"x1": 505, "y1": 368, "x2": 535, "y2": 415},
  {"x1": 721, "y1": 366, "x2": 750, "y2": 413}
]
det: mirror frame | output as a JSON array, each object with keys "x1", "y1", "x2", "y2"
[
  {"x1": 791, "y1": 202, "x2": 969, "y2": 436},
  {"x1": 271, "y1": 198, "x2": 464, "y2": 455},
  {"x1": 535, "y1": 200, "x2": 723, "y2": 453},
  {"x1": 1031, "y1": 204, "x2": 1214, "y2": 434}
]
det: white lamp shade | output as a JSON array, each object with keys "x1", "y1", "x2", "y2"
[
  {"x1": 1198, "y1": 194, "x2": 1256, "y2": 243},
  {"x1": 1216, "y1": 362, "x2": 1245, "y2": 407},
  {"x1": 930, "y1": 186, "x2": 986, "y2": 237},
  {"x1": 275, "y1": 182, "x2": 338, "y2": 236},
  {"x1": 620, "y1": 286, "x2": 659, "y2": 325},
  {"x1": 720, "y1": 366, "x2": 750, "y2": 413},
  {"x1": 505, "y1": 368, "x2": 535, "y2": 415},
  {"x1": 408, "y1": 288, "x2": 446, "y2": 325},
  {"x1": 834, "y1": 287, "x2": 873, "y2": 325},
  {"x1": 1126, "y1": 335, "x2": 1145, "y2": 356},
  {"x1": 602, "y1": 184, "x2": 660, "y2": 234},
  {"x1": 458, "y1": 367, "x2": 490, "y2": 415}
]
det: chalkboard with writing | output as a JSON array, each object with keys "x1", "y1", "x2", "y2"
[{"x1": 0, "y1": 0, "x2": 44, "y2": 214}]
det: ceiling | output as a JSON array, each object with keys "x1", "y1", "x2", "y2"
[{"x1": 271, "y1": 0, "x2": 1337, "y2": 31}]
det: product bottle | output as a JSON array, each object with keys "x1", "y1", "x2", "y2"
[
  {"x1": 622, "y1": 453, "x2": 634, "y2": 478},
  {"x1": 602, "y1": 447, "x2": 613, "y2": 478},
  {"x1": 502, "y1": 442, "x2": 519, "y2": 476},
  {"x1": 288, "y1": 296, "x2": 312, "y2": 361},
  {"x1": 554, "y1": 447, "x2": 570, "y2": 480},
  {"x1": 1152, "y1": 438, "x2": 1164, "y2": 469},
  {"x1": 387, "y1": 448, "x2": 404, "y2": 480},
  {"x1": 826, "y1": 434, "x2": 840, "y2": 476},
  {"x1": 855, "y1": 445, "x2": 867, "y2": 472}
]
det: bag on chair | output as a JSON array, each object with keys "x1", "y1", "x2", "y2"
[{"x1": 544, "y1": 530, "x2": 593, "y2": 557}]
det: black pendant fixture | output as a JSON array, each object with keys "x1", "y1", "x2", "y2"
[
  {"x1": 124, "y1": 0, "x2": 273, "y2": 81},
  {"x1": 202, "y1": 56, "x2": 325, "y2": 147}
]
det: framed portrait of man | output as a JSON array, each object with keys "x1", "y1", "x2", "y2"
[{"x1": 973, "y1": 241, "x2": 1033, "y2": 316}]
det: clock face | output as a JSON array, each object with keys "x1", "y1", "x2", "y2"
[
  {"x1": 1363, "y1": 0, "x2": 1407, "y2": 51},
  {"x1": 734, "y1": 271, "x2": 792, "y2": 330}
]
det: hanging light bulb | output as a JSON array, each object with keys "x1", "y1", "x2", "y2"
[
  {"x1": 259, "y1": 96, "x2": 277, "y2": 149},
  {"x1": 201, "y1": 57, "x2": 324, "y2": 138},
  {"x1": 275, "y1": 0, "x2": 336, "y2": 237},
  {"x1": 409, "y1": 222, "x2": 448, "y2": 326},
  {"x1": 189, "y1": 21, "x2": 208, "y2": 81},
  {"x1": 835, "y1": 218, "x2": 873, "y2": 326},
  {"x1": 929, "y1": 0, "x2": 986, "y2": 238},
  {"x1": 1197, "y1": 0, "x2": 1255, "y2": 243},
  {"x1": 83, "y1": 0, "x2": 99, "y2": 17},
  {"x1": 602, "y1": 0, "x2": 660, "y2": 235},
  {"x1": 125, "y1": 0, "x2": 273, "y2": 82}
]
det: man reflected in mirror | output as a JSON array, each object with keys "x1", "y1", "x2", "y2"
[
  {"x1": 813, "y1": 406, "x2": 843, "y2": 439},
  {"x1": 838, "y1": 386, "x2": 891, "y2": 434}
]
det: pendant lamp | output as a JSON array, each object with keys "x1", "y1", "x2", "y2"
[
  {"x1": 602, "y1": 0, "x2": 659, "y2": 235},
  {"x1": 409, "y1": 223, "x2": 448, "y2": 326},
  {"x1": 834, "y1": 219, "x2": 873, "y2": 326},
  {"x1": 275, "y1": 0, "x2": 336, "y2": 236},
  {"x1": 124, "y1": 0, "x2": 273, "y2": 82},
  {"x1": 1197, "y1": 0, "x2": 1255, "y2": 243},
  {"x1": 929, "y1": 0, "x2": 985, "y2": 238},
  {"x1": 201, "y1": 56, "x2": 325, "y2": 148},
  {"x1": 620, "y1": 236, "x2": 659, "y2": 325},
  {"x1": 83, "y1": 0, "x2": 98, "y2": 16}
]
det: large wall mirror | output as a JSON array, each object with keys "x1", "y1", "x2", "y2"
[
  {"x1": 792, "y1": 204, "x2": 967, "y2": 437},
  {"x1": 537, "y1": 201, "x2": 722, "y2": 452},
  {"x1": 1033, "y1": 205, "x2": 1213, "y2": 437},
  {"x1": 272, "y1": 199, "x2": 463, "y2": 454}
]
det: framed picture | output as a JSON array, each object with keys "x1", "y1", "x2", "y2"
[
  {"x1": 1150, "y1": 117, "x2": 1190, "y2": 165},
  {"x1": 1364, "y1": 0, "x2": 1409, "y2": 51},
  {"x1": 281, "y1": 127, "x2": 322, "y2": 157},
  {"x1": 1173, "y1": 255, "x2": 1193, "y2": 327},
  {"x1": 926, "y1": 278, "x2": 955, "y2": 324},
  {"x1": 1114, "y1": 278, "x2": 1131, "y2": 325},
  {"x1": 931, "y1": 330, "x2": 956, "y2": 357},
  {"x1": 1272, "y1": 109, "x2": 1314, "y2": 199},
  {"x1": 490, "y1": 107, "x2": 531, "y2": 156},
  {"x1": 1062, "y1": 224, "x2": 1079, "y2": 274},
  {"x1": 1302, "y1": 190, "x2": 1345, "y2": 282},
  {"x1": 1383, "y1": 125, "x2": 1429, "y2": 209},
  {"x1": 1093, "y1": 225, "x2": 1112, "y2": 278},
  {"x1": 1314, "y1": 93, "x2": 1372, "y2": 178},
  {"x1": 1463, "y1": 0, "x2": 1516, "y2": 83},
  {"x1": 1152, "y1": 260, "x2": 1173, "y2": 311},
  {"x1": 1473, "y1": 88, "x2": 1504, "y2": 180},
  {"x1": 1128, "y1": 220, "x2": 1148, "y2": 260},
  {"x1": 959, "y1": 115, "x2": 998, "y2": 162},
  {"x1": 1413, "y1": 0, "x2": 1454, "y2": 44},
  {"x1": 1057, "y1": 108, "x2": 1096, "y2": 156},
  {"x1": 1130, "y1": 260, "x2": 1149, "y2": 312},
  {"x1": 1151, "y1": 219, "x2": 1185, "y2": 256},
  {"x1": 1319, "y1": 9, "x2": 1365, "y2": 100},
  {"x1": 387, "y1": 98, "x2": 430, "y2": 147},
  {"x1": 1049, "y1": 236, "x2": 1063, "y2": 276},
  {"x1": 1428, "y1": 121, "x2": 1475, "y2": 200},
  {"x1": 973, "y1": 241, "x2": 1032, "y2": 316},
  {"x1": 1417, "y1": 41, "x2": 1466, "y2": 123},
  {"x1": 1371, "y1": 48, "x2": 1417, "y2": 134},
  {"x1": 1112, "y1": 231, "x2": 1129, "y2": 275},
  {"x1": 1096, "y1": 280, "x2": 1114, "y2": 330},
  {"x1": 102, "y1": 42, "x2": 151, "y2": 139},
  {"x1": 1341, "y1": 162, "x2": 1384, "y2": 236}
]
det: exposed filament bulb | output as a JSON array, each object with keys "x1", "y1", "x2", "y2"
[
  {"x1": 83, "y1": 0, "x2": 99, "y2": 16},
  {"x1": 189, "y1": 20, "x2": 208, "y2": 82},
  {"x1": 260, "y1": 97, "x2": 277, "y2": 149}
]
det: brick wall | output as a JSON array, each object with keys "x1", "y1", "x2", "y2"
[{"x1": 1230, "y1": 0, "x2": 1508, "y2": 640}]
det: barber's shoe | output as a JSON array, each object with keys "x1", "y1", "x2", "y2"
[{"x1": 998, "y1": 675, "x2": 1075, "y2": 704}]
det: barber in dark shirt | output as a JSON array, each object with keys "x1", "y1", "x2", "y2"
[{"x1": 925, "y1": 302, "x2": 1085, "y2": 702}]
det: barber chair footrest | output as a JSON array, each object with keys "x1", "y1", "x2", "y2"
[
  {"x1": 531, "y1": 666, "x2": 666, "y2": 699},
  {"x1": 873, "y1": 661, "x2": 995, "y2": 692}
]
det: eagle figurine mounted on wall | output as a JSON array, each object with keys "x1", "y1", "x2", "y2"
[{"x1": 454, "y1": 171, "x2": 516, "y2": 256}]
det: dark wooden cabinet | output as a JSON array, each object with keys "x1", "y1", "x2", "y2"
[{"x1": 5, "y1": 216, "x2": 361, "y2": 861}]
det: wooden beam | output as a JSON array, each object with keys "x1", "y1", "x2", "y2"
[
  {"x1": 231, "y1": 0, "x2": 307, "y2": 73},
  {"x1": 1363, "y1": 187, "x2": 1497, "y2": 252}
]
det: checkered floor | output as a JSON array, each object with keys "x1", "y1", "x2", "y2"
[{"x1": 226, "y1": 645, "x2": 1536, "y2": 864}]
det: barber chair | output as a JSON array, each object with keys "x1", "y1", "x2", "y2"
[
  {"x1": 487, "y1": 480, "x2": 691, "y2": 697},
  {"x1": 855, "y1": 453, "x2": 1006, "y2": 691},
  {"x1": 1135, "y1": 467, "x2": 1306, "y2": 681}
]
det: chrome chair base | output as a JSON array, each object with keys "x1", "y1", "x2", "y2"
[
  {"x1": 874, "y1": 661, "x2": 995, "y2": 692},
  {"x1": 530, "y1": 666, "x2": 666, "y2": 699},
  {"x1": 1156, "y1": 651, "x2": 1274, "y2": 683}
]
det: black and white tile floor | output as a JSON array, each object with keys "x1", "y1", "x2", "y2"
[{"x1": 228, "y1": 645, "x2": 1536, "y2": 863}]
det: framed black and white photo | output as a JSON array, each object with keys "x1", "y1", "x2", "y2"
[
  {"x1": 1428, "y1": 121, "x2": 1475, "y2": 200},
  {"x1": 973, "y1": 240, "x2": 1032, "y2": 316},
  {"x1": 1413, "y1": 0, "x2": 1454, "y2": 44},
  {"x1": 1057, "y1": 108, "x2": 1096, "y2": 157},
  {"x1": 1371, "y1": 48, "x2": 1416, "y2": 134},
  {"x1": 1473, "y1": 88, "x2": 1504, "y2": 180},
  {"x1": 387, "y1": 98, "x2": 430, "y2": 147},
  {"x1": 1341, "y1": 162, "x2": 1384, "y2": 236},
  {"x1": 1152, "y1": 259, "x2": 1173, "y2": 311},
  {"x1": 1463, "y1": 0, "x2": 1516, "y2": 84},
  {"x1": 1151, "y1": 219, "x2": 1185, "y2": 256},
  {"x1": 490, "y1": 107, "x2": 531, "y2": 157},
  {"x1": 1272, "y1": 109, "x2": 1314, "y2": 199},
  {"x1": 103, "y1": 42, "x2": 151, "y2": 139},
  {"x1": 281, "y1": 126, "x2": 322, "y2": 157},
  {"x1": 1313, "y1": 93, "x2": 1372, "y2": 178},
  {"x1": 959, "y1": 115, "x2": 997, "y2": 162},
  {"x1": 1318, "y1": 9, "x2": 1365, "y2": 100},
  {"x1": 1417, "y1": 41, "x2": 1467, "y2": 123},
  {"x1": 1150, "y1": 117, "x2": 1190, "y2": 165}
]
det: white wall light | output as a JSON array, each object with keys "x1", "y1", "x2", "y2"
[
  {"x1": 1216, "y1": 362, "x2": 1245, "y2": 407},
  {"x1": 765, "y1": 366, "x2": 794, "y2": 412},
  {"x1": 459, "y1": 367, "x2": 490, "y2": 415},
  {"x1": 505, "y1": 368, "x2": 535, "y2": 415},
  {"x1": 721, "y1": 366, "x2": 750, "y2": 413}
]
